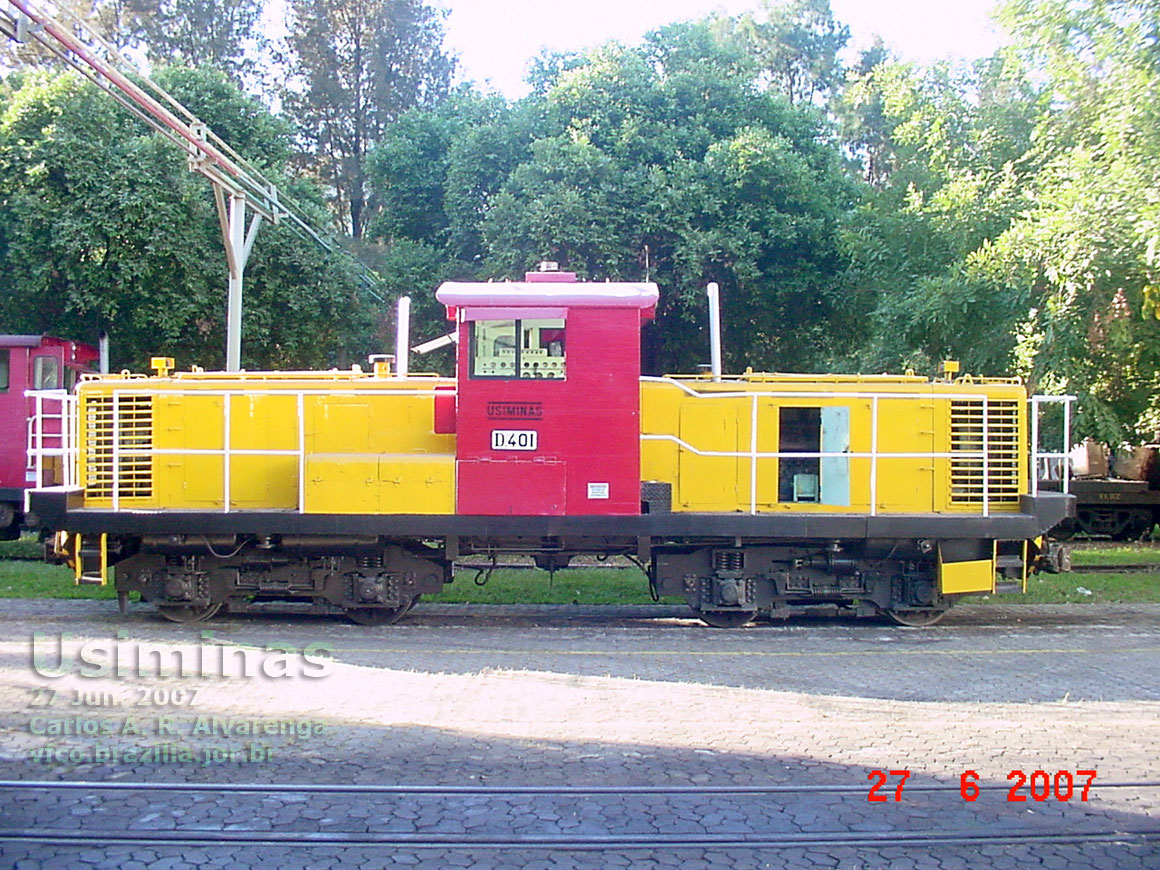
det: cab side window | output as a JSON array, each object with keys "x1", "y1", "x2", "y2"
[
  {"x1": 0, "y1": 350, "x2": 9, "y2": 392},
  {"x1": 32, "y1": 355, "x2": 60, "y2": 390},
  {"x1": 471, "y1": 318, "x2": 566, "y2": 380}
]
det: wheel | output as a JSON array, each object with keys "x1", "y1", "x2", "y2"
[
  {"x1": 156, "y1": 603, "x2": 221, "y2": 623},
  {"x1": 696, "y1": 609, "x2": 756, "y2": 628},
  {"x1": 344, "y1": 599, "x2": 414, "y2": 626},
  {"x1": 884, "y1": 608, "x2": 948, "y2": 627},
  {"x1": 1113, "y1": 511, "x2": 1155, "y2": 542}
]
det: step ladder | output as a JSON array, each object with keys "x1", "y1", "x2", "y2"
[
  {"x1": 73, "y1": 533, "x2": 109, "y2": 586},
  {"x1": 994, "y1": 541, "x2": 1029, "y2": 594}
]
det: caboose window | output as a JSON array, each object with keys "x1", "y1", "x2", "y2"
[
  {"x1": 0, "y1": 350, "x2": 8, "y2": 392},
  {"x1": 32, "y1": 355, "x2": 59, "y2": 390},
  {"x1": 471, "y1": 318, "x2": 566, "y2": 380}
]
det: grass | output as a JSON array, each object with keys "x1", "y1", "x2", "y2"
[
  {"x1": 2, "y1": 538, "x2": 1159, "y2": 605},
  {"x1": 0, "y1": 535, "x2": 44, "y2": 561},
  {"x1": 1011, "y1": 569, "x2": 1160, "y2": 604},
  {"x1": 428, "y1": 567, "x2": 677, "y2": 605},
  {"x1": 1068, "y1": 544, "x2": 1160, "y2": 566},
  {"x1": 0, "y1": 560, "x2": 117, "y2": 599}
]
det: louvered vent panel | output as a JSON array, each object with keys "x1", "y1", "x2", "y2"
[
  {"x1": 950, "y1": 400, "x2": 1020, "y2": 506},
  {"x1": 83, "y1": 394, "x2": 154, "y2": 499}
]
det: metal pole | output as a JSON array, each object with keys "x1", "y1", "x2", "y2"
[
  {"x1": 225, "y1": 194, "x2": 245, "y2": 371},
  {"x1": 221, "y1": 192, "x2": 261, "y2": 372}
]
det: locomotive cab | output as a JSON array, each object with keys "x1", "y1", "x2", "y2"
[{"x1": 437, "y1": 269, "x2": 657, "y2": 516}]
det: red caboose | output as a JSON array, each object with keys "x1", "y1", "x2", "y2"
[{"x1": 0, "y1": 335, "x2": 99, "y2": 538}]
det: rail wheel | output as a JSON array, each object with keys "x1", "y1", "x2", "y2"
[
  {"x1": 156, "y1": 603, "x2": 222, "y2": 624},
  {"x1": 884, "y1": 608, "x2": 948, "y2": 627},
  {"x1": 344, "y1": 599, "x2": 414, "y2": 626},
  {"x1": 696, "y1": 609, "x2": 757, "y2": 629}
]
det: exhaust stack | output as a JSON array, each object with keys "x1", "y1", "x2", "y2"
[
  {"x1": 707, "y1": 282, "x2": 722, "y2": 382},
  {"x1": 98, "y1": 330, "x2": 109, "y2": 374},
  {"x1": 395, "y1": 296, "x2": 411, "y2": 378}
]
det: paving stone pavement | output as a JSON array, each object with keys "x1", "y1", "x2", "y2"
[{"x1": 0, "y1": 600, "x2": 1157, "y2": 868}]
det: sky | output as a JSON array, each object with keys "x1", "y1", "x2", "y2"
[{"x1": 438, "y1": 0, "x2": 1009, "y2": 97}]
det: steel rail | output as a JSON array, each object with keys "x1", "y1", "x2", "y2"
[
  {"x1": 1071, "y1": 564, "x2": 1160, "y2": 574},
  {"x1": 0, "y1": 826, "x2": 1157, "y2": 851},
  {"x1": 3, "y1": 779, "x2": 1159, "y2": 795}
]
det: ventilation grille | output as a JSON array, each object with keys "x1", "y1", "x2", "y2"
[
  {"x1": 950, "y1": 399, "x2": 1021, "y2": 506},
  {"x1": 83, "y1": 394, "x2": 154, "y2": 499}
]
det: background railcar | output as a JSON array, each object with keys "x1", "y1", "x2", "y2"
[
  {"x1": 28, "y1": 272, "x2": 1072, "y2": 626},
  {"x1": 0, "y1": 334, "x2": 99, "y2": 539}
]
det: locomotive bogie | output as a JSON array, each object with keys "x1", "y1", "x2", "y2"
[
  {"x1": 110, "y1": 538, "x2": 449, "y2": 624},
  {"x1": 653, "y1": 541, "x2": 957, "y2": 626}
]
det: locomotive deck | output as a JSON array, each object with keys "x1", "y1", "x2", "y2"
[{"x1": 30, "y1": 489, "x2": 1072, "y2": 541}]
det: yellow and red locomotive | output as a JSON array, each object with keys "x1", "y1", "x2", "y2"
[{"x1": 29, "y1": 271, "x2": 1072, "y2": 626}]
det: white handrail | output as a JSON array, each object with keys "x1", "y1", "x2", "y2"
[
  {"x1": 1029, "y1": 395, "x2": 1075, "y2": 495},
  {"x1": 26, "y1": 384, "x2": 458, "y2": 514},
  {"x1": 640, "y1": 378, "x2": 1039, "y2": 517}
]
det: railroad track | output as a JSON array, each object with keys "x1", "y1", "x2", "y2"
[
  {"x1": 1070, "y1": 563, "x2": 1160, "y2": 574},
  {"x1": 2, "y1": 779, "x2": 1158, "y2": 853}
]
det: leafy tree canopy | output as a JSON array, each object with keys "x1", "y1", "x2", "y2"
[
  {"x1": 0, "y1": 69, "x2": 372, "y2": 371},
  {"x1": 368, "y1": 19, "x2": 854, "y2": 375}
]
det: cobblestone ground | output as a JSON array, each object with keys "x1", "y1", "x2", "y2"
[{"x1": 0, "y1": 600, "x2": 1158, "y2": 868}]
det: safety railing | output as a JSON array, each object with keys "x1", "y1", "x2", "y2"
[
  {"x1": 639, "y1": 377, "x2": 1045, "y2": 517},
  {"x1": 29, "y1": 382, "x2": 454, "y2": 514},
  {"x1": 1029, "y1": 394, "x2": 1076, "y2": 495},
  {"x1": 24, "y1": 390, "x2": 78, "y2": 512}
]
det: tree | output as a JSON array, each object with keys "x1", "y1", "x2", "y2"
[
  {"x1": 283, "y1": 0, "x2": 454, "y2": 238},
  {"x1": 834, "y1": 54, "x2": 1042, "y2": 375},
  {"x1": 482, "y1": 24, "x2": 852, "y2": 373},
  {"x1": 0, "y1": 69, "x2": 371, "y2": 370},
  {"x1": 122, "y1": 0, "x2": 265, "y2": 82},
  {"x1": 365, "y1": 20, "x2": 852, "y2": 374},
  {"x1": 0, "y1": 0, "x2": 136, "y2": 67},
  {"x1": 988, "y1": 0, "x2": 1160, "y2": 441},
  {"x1": 723, "y1": 0, "x2": 850, "y2": 105}
]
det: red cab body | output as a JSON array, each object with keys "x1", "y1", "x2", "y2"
[{"x1": 437, "y1": 274, "x2": 657, "y2": 516}]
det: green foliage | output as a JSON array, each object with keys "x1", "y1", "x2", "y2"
[
  {"x1": 122, "y1": 0, "x2": 266, "y2": 82},
  {"x1": 367, "y1": 19, "x2": 853, "y2": 374},
  {"x1": 283, "y1": 0, "x2": 455, "y2": 238},
  {"x1": 989, "y1": 0, "x2": 1160, "y2": 442},
  {"x1": 721, "y1": 0, "x2": 850, "y2": 105},
  {"x1": 834, "y1": 54, "x2": 1043, "y2": 374},
  {"x1": 0, "y1": 70, "x2": 370, "y2": 371}
]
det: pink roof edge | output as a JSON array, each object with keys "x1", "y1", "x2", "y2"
[{"x1": 436, "y1": 281, "x2": 660, "y2": 309}]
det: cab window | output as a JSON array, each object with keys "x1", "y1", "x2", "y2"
[
  {"x1": 471, "y1": 318, "x2": 566, "y2": 380},
  {"x1": 32, "y1": 355, "x2": 60, "y2": 389},
  {"x1": 0, "y1": 350, "x2": 9, "y2": 392}
]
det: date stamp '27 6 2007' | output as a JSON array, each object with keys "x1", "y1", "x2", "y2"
[{"x1": 867, "y1": 769, "x2": 1099, "y2": 803}]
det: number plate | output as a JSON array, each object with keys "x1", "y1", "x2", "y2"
[{"x1": 491, "y1": 429, "x2": 538, "y2": 451}]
